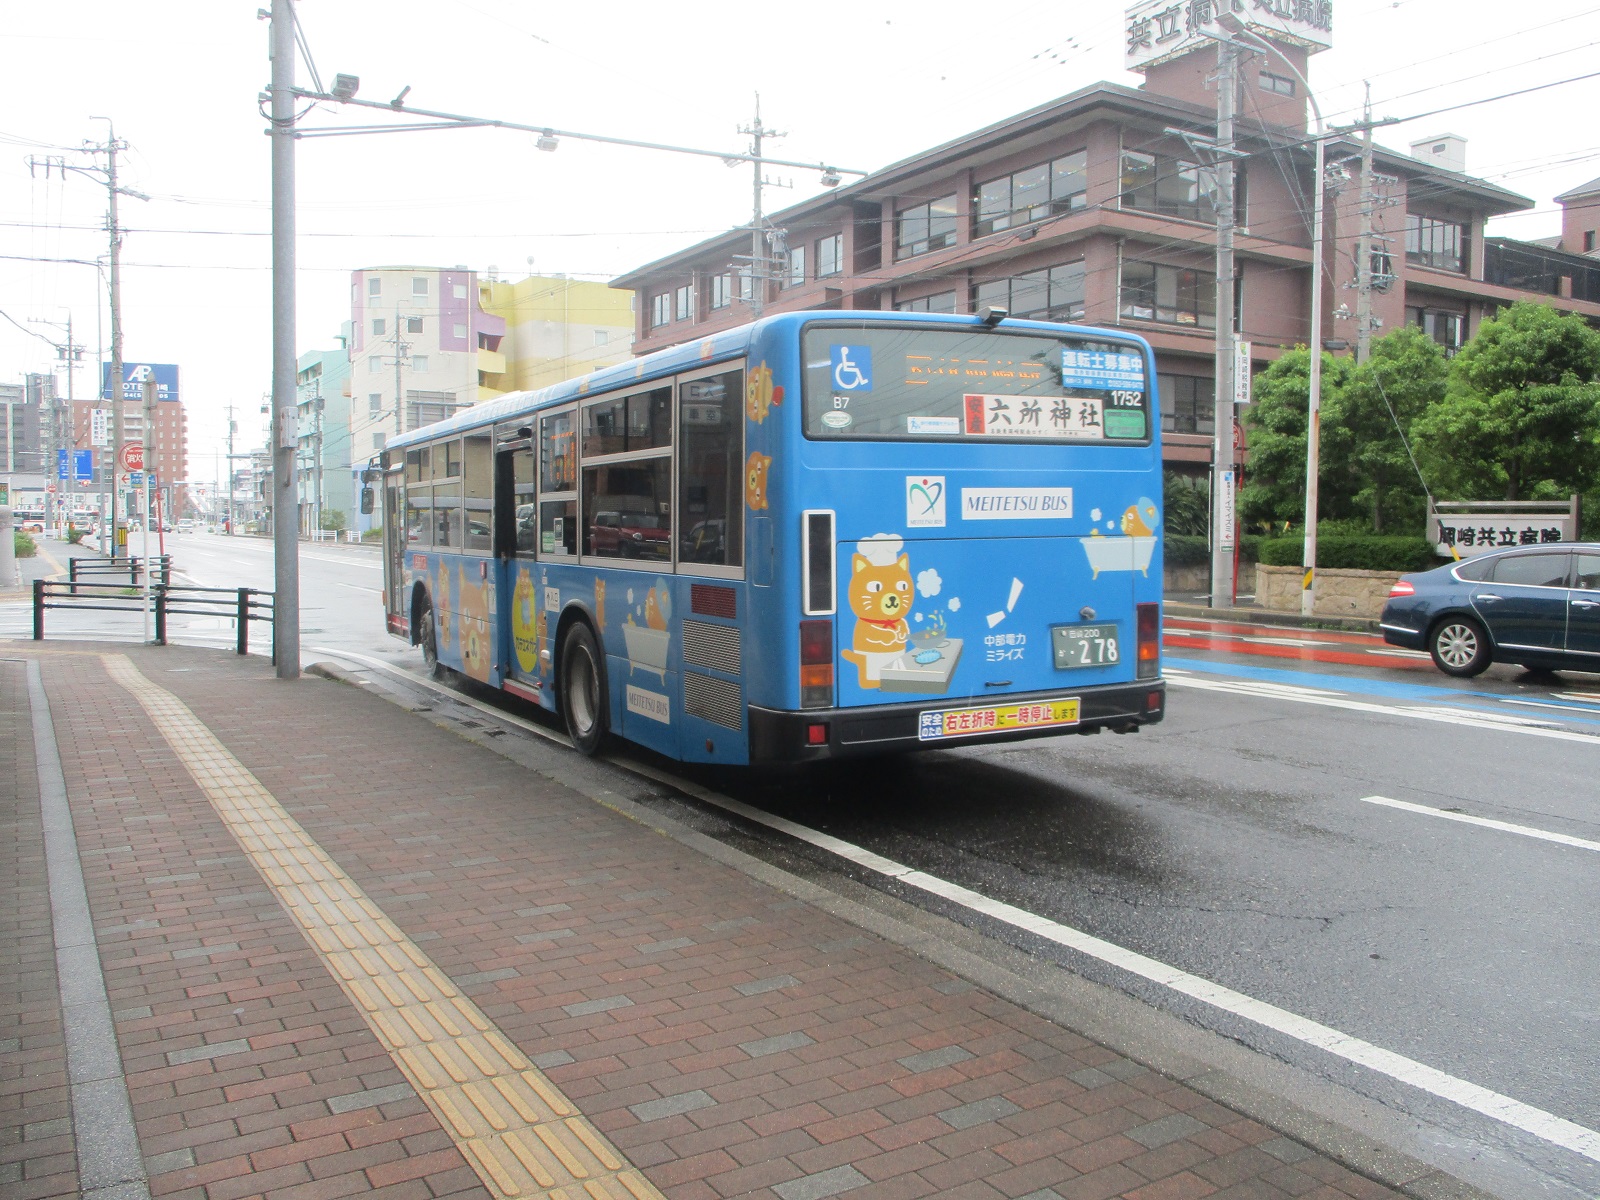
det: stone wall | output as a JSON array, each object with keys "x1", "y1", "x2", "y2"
[
  {"x1": 1255, "y1": 564, "x2": 1401, "y2": 618},
  {"x1": 1164, "y1": 563, "x2": 1210, "y2": 594}
]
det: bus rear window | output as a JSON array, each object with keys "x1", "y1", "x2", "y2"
[{"x1": 802, "y1": 325, "x2": 1149, "y2": 443}]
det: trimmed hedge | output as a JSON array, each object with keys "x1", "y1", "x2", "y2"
[
  {"x1": 1257, "y1": 534, "x2": 1435, "y2": 572},
  {"x1": 1163, "y1": 533, "x2": 1262, "y2": 567}
]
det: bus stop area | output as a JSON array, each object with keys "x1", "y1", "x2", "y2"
[{"x1": 4, "y1": 640, "x2": 1460, "y2": 1200}]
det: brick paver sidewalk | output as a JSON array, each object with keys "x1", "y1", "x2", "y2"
[{"x1": 3, "y1": 643, "x2": 1424, "y2": 1200}]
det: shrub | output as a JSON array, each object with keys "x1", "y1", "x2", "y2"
[
  {"x1": 14, "y1": 530, "x2": 36, "y2": 558},
  {"x1": 1164, "y1": 534, "x2": 1208, "y2": 566},
  {"x1": 1257, "y1": 535, "x2": 1435, "y2": 572}
]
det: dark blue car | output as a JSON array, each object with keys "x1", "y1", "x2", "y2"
[{"x1": 1380, "y1": 544, "x2": 1600, "y2": 677}]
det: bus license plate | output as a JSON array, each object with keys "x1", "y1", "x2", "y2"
[
  {"x1": 918, "y1": 698, "x2": 1081, "y2": 741},
  {"x1": 1052, "y1": 623, "x2": 1120, "y2": 669}
]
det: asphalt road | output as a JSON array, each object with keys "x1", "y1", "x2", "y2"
[{"x1": 7, "y1": 535, "x2": 1598, "y2": 1198}]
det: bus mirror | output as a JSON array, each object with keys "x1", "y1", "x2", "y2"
[{"x1": 360, "y1": 486, "x2": 375, "y2": 516}]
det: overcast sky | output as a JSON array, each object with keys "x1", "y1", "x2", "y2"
[{"x1": 4, "y1": 0, "x2": 1598, "y2": 479}]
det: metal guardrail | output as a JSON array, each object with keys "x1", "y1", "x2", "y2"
[
  {"x1": 68, "y1": 555, "x2": 172, "y2": 591},
  {"x1": 33, "y1": 579, "x2": 275, "y2": 659}
]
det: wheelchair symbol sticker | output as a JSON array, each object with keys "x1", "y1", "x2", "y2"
[{"x1": 830, "y1": 345, "x2": 873, "y2": 392}]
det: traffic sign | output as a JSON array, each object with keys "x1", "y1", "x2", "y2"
[{"x1": 121, "y1": 441, "x2": 144, "y2": 471}]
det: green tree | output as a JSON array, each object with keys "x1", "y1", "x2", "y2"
[
  {"x1": 1239, "y1": 348, "x2": 1355, "y2": 527},
  {"x1": 1321, "y1": 326, "x2": 1447, "y2": 532},
  {"x1": 1412, "y1": 300, "x2": 1600, "y2": 501},
  {"x1": 319, "y1": 508, "x2": 346, "y2": 532}
]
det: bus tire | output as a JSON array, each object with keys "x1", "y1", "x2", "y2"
[
  {"x1": 1428, "y1": 615, "x2": 1490, "y2": 677},
  {"x1": 418, "y1": 596, "x2": 442, "y2": 677},
  {"x1": 560, "y1": 622, "x2": 608, "y2": 755}
]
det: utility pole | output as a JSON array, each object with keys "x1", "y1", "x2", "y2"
[
  {"x1": 738, "y1": 97, "x2": 783, "y2": 319},
  {"x1": 269, "y1": 0, "x2": 300, "y2": 678},
  {"x1": 392, "y1": 306, "x2": 409, "y2": 438},
  {"x1": 224, "y1": 404, "x2": 237, "y2": 535},
  {"x1": 1209, "y1": 39, "x2": 1239, "y2": 609},
  {"x1": 140, "y1": 377, "x2": 156, "y2": 641},
  {"x1": 1355, "y1": 83, "x2": 1375, "y2": 364},
  {"x1": 103, "y1": 126, "x2": 127, "y2": 556}
]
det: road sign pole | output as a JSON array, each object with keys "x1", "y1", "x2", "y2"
[{"x1": 141, "y1": 379, "x2": 155, "y2": 641}]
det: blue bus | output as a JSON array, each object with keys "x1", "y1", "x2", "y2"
[{"x1": 380, "y1": 309, "x2": 1164, "y2": 764}]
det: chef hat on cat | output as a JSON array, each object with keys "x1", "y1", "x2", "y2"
[{"x1": 856, "y1": 533, "x2": 904, "y2": 567}]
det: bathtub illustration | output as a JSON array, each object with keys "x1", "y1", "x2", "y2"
[
  {"x1": 622, "y1": 623, "x2": 671, "y2": 679},
  {"x1": 1082, "y1": 536, "x2": 1157, "y2": 578}
]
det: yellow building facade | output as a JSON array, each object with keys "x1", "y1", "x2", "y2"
[{"x1": 476, "y1": 274, "x2": 636, "y2": 399}]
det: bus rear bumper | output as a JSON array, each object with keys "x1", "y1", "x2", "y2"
[{"x1": 747, "y1": 679, "x2": 1165, "y2": 764}]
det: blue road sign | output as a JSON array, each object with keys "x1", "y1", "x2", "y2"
[{"x1": 57, "y1": 449, "x2": 93, "y2": 481}]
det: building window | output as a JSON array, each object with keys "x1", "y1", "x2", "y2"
[
  {"x1": 452, "y1": 322, "x2": 467, "y2": 340},
  {"x1": 368, "y1": 276, "x2": 381, "y2": 298},
  {"x1": 784, "y1": 246, "x2": 807, "y2": 288},
  {"x1": 1157, "y1": 375, "x2": 1216, "y2": 435},
  {"x1": 816, "y1": 234, "x2": 843, "y2": 278},
  {"x1": 1584, "y1": 230, "x2": 1595, "y2": 253},
  {"x1": 975, "y1": 261, "x2": 1086, "y2": 322},
  {"x1": 372, "y1": 317, "x2": 386, "y2": 336},
  {"x1": 1120, "y1": 152, "x2": 1217, "y2": 224},
  {"x1": 594, "y1": 329, "x2": 610, "y2": 346},
  {"x1": 895, "y1": 195, "x2": 958, "y2": 259},
  {"x1": 650, "y1": 292, "x2": 671, "y2": 328},
  {"x1": 674, "y1": 283, "x2": 693, "y2": 321},
  {"x1": 411, "y1": 355, "x2": 429, "y2": 373},
  {"x1": 369, "y1": 356, "x2": 382, "y2": 373},
  {"x1": 975, "y1": 151, "x2": 1087, "y2": 237},
  {"x1": 710, "y1": 273, "x2": 733, "y2": 310},
  {"x1": 412, "y1": 276, "x2": 429, "y2": 297},
  {"x1": 406, "y1": 316, "x2": 423, "y2": 333},
  {"x1": 894, "y1": 291, "x2": 958, "y2": 314},
  {"x1": 738, "y1": 270, "x2": 753, "y2": 300},
  {"x1": 1120, "y1": 261, "x2": 1216, "y2": 327},
  {"x1": 372, "y1": 432, "x2": 386, "y2": 449},
  {"x1": 452, "y1": 282, "x2": 466, "y2": 299},
  {"x1": 1260, "y1": 70, "x2": 1296, "y2": 96},
  {"x1": 1406, "y1": 214, "x2": 1467, "y2": 274},
  {"x1": 1406, "y1": 306, "x2": 1465, "y2": 355},
  {"x1": 368, "y1": 393, "x2": 382, "y2": 414}
]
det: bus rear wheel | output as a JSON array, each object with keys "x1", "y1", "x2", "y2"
[
  {"x1": 560, "y1": 623, "x2": 608, "y2": 756},
  {"x1": 418, "y1": 598, "x2": 441, "y2": 677}
]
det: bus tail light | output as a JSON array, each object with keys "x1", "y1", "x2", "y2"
[
  {"x1": 800, "y1": 619, "x2": 833, "y2": 708},
  {"x1": 1136, "y1": 602, "x2": 1160, "y2": 680}
]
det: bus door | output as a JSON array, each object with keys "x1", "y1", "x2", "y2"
[
  {"x1": 497, "y1": 439, "x2": 546, "y2": 696},
  {"x1": 383, "y1": 466, "x2": 407, "y2": 633}
]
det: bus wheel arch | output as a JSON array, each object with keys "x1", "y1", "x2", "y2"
[{"x1": 555, "y1": 611, "x2": 608, "y2": 755}]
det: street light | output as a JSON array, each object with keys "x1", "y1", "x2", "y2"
[{"x1": 1217, "y1": 13, "x2": 1327, "y2": 617}]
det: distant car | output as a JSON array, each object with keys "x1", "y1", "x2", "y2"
[
  {"x1": 18, "y1": 520, "x2": 44, "y2": 533},
  {"x1": 1381, "y1": 544, "x2": 1600, "y2": 677}
]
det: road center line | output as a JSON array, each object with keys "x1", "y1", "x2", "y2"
[
  {"x1": 1358, "y1": 795, "x2": 1600, "y2": 852},
  {"x1": 612, "y1": 756, "x2": 1600, "y2": 1167}
]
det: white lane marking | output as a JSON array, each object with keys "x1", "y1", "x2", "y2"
[
  {"x1": 335, "y1": 583, "x2": 382, "y2": 594},
  {"x1": 1358, "y1": 795, "x2": 1600, "y2": 854},
  {"x1": 606, "y1": 755, "x2": 1600, "y2": 1166},
  {"x1": 1169, "y1": 674, "x2": 1600, "y2": 745}
]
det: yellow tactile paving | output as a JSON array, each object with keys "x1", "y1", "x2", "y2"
[{"x1": 101, "y1": 655, "x2": 667, "y2": 1200}]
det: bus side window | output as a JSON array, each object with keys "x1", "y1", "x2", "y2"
[
  {"x1": 511, "y1": 447, "x2": 537, "y2": 555},
  {"x1": 463, "y1": 434, "x2": 493, "y2": 553},
  {"x1": 678, "y1": 369, "x2": 744, "y2": 568}
]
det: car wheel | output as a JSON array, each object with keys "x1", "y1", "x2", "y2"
[
  {"x1": 560, "y1": 622, "x2": 608, "y2": 756},
  {"x1": 418, "y1": 599, "x2": 442, "y2": 677},
  {"x1": 1429, "y1": 616, "x2": 1491, "y2": 677}
]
